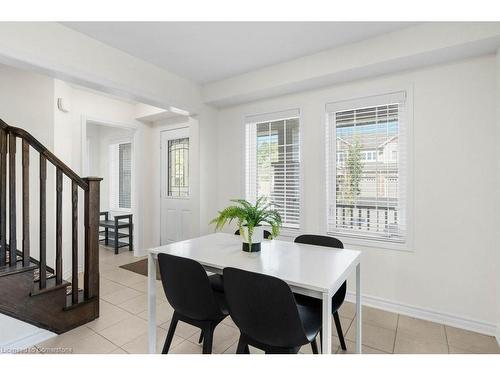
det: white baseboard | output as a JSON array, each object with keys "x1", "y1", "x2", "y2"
[
  {"x1": 496, "y1": 326, "x2": 500, "y2": 346},
  {"x1": 345, "y1": 291, "x2": 497, "y2": 337}
]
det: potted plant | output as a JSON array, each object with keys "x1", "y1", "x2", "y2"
[{"x1": 210, "y1": 197, "x2": 282, "y2": 252}]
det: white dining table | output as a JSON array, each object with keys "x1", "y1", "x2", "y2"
[{"x1": 146, "y1": 232, "x2": 362, "y2": 354}]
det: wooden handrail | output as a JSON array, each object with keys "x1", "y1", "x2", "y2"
[
  {"x1": 0, "y1": 118, "x2": 102, "y2": 309},
  {"x1": 0, "y1": 119, "x2": 88, "y2": 190}
]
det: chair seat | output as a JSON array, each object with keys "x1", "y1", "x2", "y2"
[
  {"x1": 294, "y1": 281, "x2": 347, "y2": 314},
  {"x1": 208, "y1": 273, "x2": 224, "y2": 292},
  {"x1": 296, "y1": 301, "x2": 322, "y2": 342}
]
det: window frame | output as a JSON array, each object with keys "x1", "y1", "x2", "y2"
[
  {"x1": 108, "y1": 138, "x2": 133, "y2": 212},
  {"x1": 243, "y1": 108, "x2": 303, "y2": 233},
  {"x1": 325, "y1": 89, "x2": 414, "y2": 251}
]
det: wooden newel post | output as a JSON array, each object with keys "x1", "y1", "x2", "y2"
[{"x1": 83, "y1": 177, "x2": 102, "y2": 305}]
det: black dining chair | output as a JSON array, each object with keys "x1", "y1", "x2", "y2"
[
  {"x1": 234, "y1": 228, "x2": 273, "y2": 239},
  {"x1": 157, "y1": 253, "x2": 229, "y2": 354},
  {"x1": 223, "y1": 267, "x2": 322, "y2": 354},
  {"x1": 294, "y1": 234, "x2": 348, "y2": 351}
]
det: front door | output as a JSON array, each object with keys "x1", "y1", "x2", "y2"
[{"x1": 160, "y1": 127, "x2": 192, "y2": 244}]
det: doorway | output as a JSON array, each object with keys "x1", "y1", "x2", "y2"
[
  {"x1": 84, "y1": 119, "x2": 139, "y2": 254},
  {"x1": 160, "y1": 126, "x2": 194, "y2": 244}
]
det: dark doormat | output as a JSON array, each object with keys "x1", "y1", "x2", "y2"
[{"x1": 119, "y1": 259, "x2": 161, "y2": 280}]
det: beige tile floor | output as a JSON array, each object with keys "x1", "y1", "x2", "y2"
[{"x1": 33, "y1": 246, "x2": 500, "y2": 354}]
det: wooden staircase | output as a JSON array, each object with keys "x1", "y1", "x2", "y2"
[{"x1": 0, "y1": 119, "x2": 101, "y2": 334}]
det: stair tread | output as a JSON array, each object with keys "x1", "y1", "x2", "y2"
[
  {"x1": 31, "y1": 277, "x2": 70, "y2": 296},
  {"x1": 0, "y1": 261, "x2": 38, "y2": 277}
]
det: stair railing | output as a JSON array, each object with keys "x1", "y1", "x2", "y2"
[{"x1": 0, "y1": 119, "x2": 101, "y2": 307}]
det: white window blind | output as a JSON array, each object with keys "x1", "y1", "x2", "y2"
[
  {"x1": 245, "y1": 110, "x2": 300, "y2": 228},
  {"x1": 109, "y1": 141, "x2": 132, "y2": 210},
  {"x1": 326, "y1": 92, "x2": 407, "y2": 243}
]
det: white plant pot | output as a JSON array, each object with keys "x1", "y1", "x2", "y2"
[{"x1": 240, "y1": 225, "x2": 263, "y2": 252}]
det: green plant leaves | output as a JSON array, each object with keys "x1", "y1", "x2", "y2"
[{"x1": 210, "y1": 197, "x2": 282, "y2": 239}]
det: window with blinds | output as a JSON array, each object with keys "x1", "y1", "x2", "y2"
[
  {"x1": 245, "y1": 110, "x2": 300, "y2": 228},
  {"x1": 109, "y1": 141, "x2": 132, "y2": 210},
  {"x1": 326, "y1": 92, "x2": 407, "y2": 243},
  {"x1": 119, "y1": 143, "x2": 132, "y2": 209}
]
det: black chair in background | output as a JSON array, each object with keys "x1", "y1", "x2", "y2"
[
  {"x1": 157, "y1": 253, "x2": 229, "y2": 354},
  {"x1": 209, "y1": 229, "x2": 274, "y2": 294},
  {"x1": 234, "y1": 228, "x2": 273, "y2": 239},
  {"x1": 294, "y1": 234, "x2": 348, "y2": 351},
  {"x1": 223, "y1": 267, "x2": 322, "y2": 354}
]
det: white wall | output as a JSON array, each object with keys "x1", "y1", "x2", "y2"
[
  {"x1": 496, "y1": 49, "x2": 500, "y2": 344},
  {"x1": 0, "y1": 22, "x2": 202, "y2": 113},
  {"x1": 215, "y1": 55, "x2": 498, "y2": 330},
  {"x1": 0, "y1": 64, "x2": 55, "y2": 263},
  {"x1": 196, "y1": 105, "x2": 219, "y2": 235},
  {"x1": 203, "y1": 23, "x2": 500, "y2": 107}
]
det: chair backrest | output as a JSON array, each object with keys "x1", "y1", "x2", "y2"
[
  {"x1": 157, "y1": 253, "x2": 223, "y2": 321},
  {"x1": 223, "y1": 267, "x2": 309, "y2": 348},
  {"x1": 294, "y1": 234, "x2": 347, "y2": 312},
  {"x1": 234, "y1": 229, "x2": 272, "y2": 239},
  {"x1": 294, "y1": 234, "x2": 344, "y2": 249}
]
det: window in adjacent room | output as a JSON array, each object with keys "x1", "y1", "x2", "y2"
[{"x1": 109, "y1": 141, "x2": 132, "y2": 210}]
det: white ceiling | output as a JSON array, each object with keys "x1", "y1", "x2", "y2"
[{"x1": 62, "y1": 22, "x2": 417, "y2": 84}]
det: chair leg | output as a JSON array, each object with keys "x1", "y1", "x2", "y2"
[
  {"x1": 162, "y1": 316, "x2": 178, "y2": 354},
  {"x1": 236, "y1": 337, "x2": 249, "y2": 354},
  {"x1": 333, "y1": 311, "x2": 347, "y2": 350},
  {"x1": 311, "y1": 337, "x2": 319, "y2": 354},
  {"x1": 114, "y1": 231, "x2": 119, "y2": 255},
  {"x1": 202, "y1": 324, "x2": 214, "y2": 354},
  {"x1": 198, "y1": 330, "x2": 203, "y2": 344}
]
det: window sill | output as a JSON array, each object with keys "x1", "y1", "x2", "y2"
[
  {"x1": 260, "y1": 225, "x2": 300, "y2": 240},
  {"x1": 328, "y1": 232, "x2": 413, "y2": 252}
]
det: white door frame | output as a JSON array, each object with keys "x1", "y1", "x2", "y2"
[
  {"x1": 153, "y1": 117, "x2": 200, "y2": 246},
  {"x1": 80, "y1": 115, "x2": 141, "y2": 255}
]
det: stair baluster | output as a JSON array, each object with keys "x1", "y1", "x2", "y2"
[
  {"x1": 71, "y1": 180, "x2": 78, "y2": 304},
  {"x1": 0, "y1": 127, "x2": 6, "y2": 266},
  {"x1": 39, "y1": 155, "x2": 47, "y2": 289},
  {"x1": 9, "y1": 134, "x2": 17, "y2": 267},
  {"x1": 56, "y1": 168, "x2": 62, "y2": 285},
  {"x1": 22, "y1": 140, "x2": 30, "y2": 267}
]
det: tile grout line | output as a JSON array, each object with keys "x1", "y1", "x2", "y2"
[
  {"x1": 443, "y1": 324, "x2": 450, "y2": 354},
  {"x1": 92, "y1": 330, "x2": 123, "y2": 353},
  {"x1": 392, "y1": 314, "x2": 400, "y2": 354}
]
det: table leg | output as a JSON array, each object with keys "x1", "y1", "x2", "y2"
[
  {"x1": 355, "y1": 262, "x2": 362, "y2": 354},
  {"x1": 321, "y1": 291, "x2": 332, "y2": 354},
  {"x1": 148, "y1": 253, "x2": 157, "y2": 354}
]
